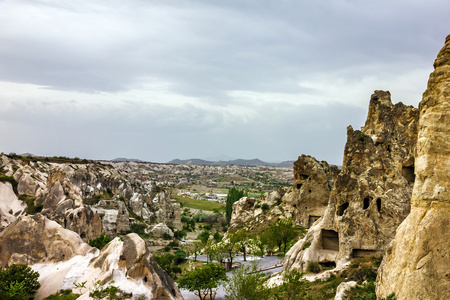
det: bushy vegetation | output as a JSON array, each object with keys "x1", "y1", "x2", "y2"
[
  {"x1": 178, "y1": 263, "x2": 227, "y2": 300},
  {"x1": 0, "y1": 173, "x2": 18, "y2": 194},
  {"x1": 307, "y1": 261, "x2": 321, "y2": 273},
  {"x1": 0, "y1": 264, "x2": 40, "y2": 300},
  {"x1": 225, "y1": 262, "x2": 269, "y2": 300},
  {"x1": 44, "y1": 289, "x2": 80, "y2": 300},
  {"x1": 88, "y1": 233, "x2": 112, "y2": 250},
  {"x1": 153, "y1": 252, "x2": 185, "y2": 279},
  {"x1": 18, "y1": 194, "x2": 43, "y2": 215}
]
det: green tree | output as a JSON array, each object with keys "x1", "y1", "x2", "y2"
[
  {"x1": 225, "y1": 187, "x2": 247, "y2": 224},
  {"x1": 0, "y1": 264, "x2": 40, "y2": 300},
  {"x1": 272, "y1": 269, "x2": 308, "y2": 300},
  {"x1": 268, "y1": 219, "x2": 299, "y2": 255},
  {"x1": 197, "y1": 230, "x2": 210, "y2": 244},
  {"x1": 88, "y1": 233, "x2": 112, "y2": 250},
  {"x1": 224, "y1": 262, "x2": 269, "y2": 300},
  {"x1": 178, "y1": 263, "x2": 227, "y2": 300}
]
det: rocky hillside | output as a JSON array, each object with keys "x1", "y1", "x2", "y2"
[
  {"x1": 229, "y1": 155, "x2": 339, "y2": 231},
  {"x1": 376, "y1": 34, "x2": 450, "y2": 300},
  {"x1": 283, "y1": 89, "x2": 419, "y2": 272},
  {"x1": 0, "y1": 155, "x2": 181, "y2": 240},
  {"x1": 0, "y1": 213, "x2": 182, "y2": 299}
]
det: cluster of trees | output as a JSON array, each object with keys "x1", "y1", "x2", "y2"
[
  {"x1": 194, "y1": 219, "x2": 302, "y2": 270},
  {"x1": 0, "y1": 264, "x2": 40, "y2": 300},
  {"x1": 177, "y1": 262, "x2": 313, "y2": 300}
]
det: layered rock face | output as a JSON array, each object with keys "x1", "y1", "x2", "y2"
[
  {"x1": 376, "y1": 35, "x2": 450, "y2": 300},
  {"x1": 229, "y1": 155, "x2": 338, "y2": 231},
  {"x1": 284, "y1": 90, "x2": 419, "y2": 271},
  {"x1": 0, "y1": 213, "x2": 93, "y2": 268}
]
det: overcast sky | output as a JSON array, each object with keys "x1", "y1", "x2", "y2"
[{"x1": 0, "y1": 0, "x2": 448, "y2": 165}]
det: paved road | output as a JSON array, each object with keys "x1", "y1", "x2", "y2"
[{"x1": 179, "y1": 255, "x2": 283, "y2": 300}]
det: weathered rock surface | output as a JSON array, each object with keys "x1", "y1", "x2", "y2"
[
  {"x1": 284, "y1": 90, "x2": 419, "y2": 271},
  {"x1": 229, "y1": 155, "x2": 338, "y2": 231},
  {"x1": 292, "y1": 155, "x2": 340, "y2": 227},
  {"x1": 376, "y1": 35, "x2": 450, "y2": 300},
  {"x1": 0, "y1": 213, "x2": 92, "y2": 267},
  {"x1": 151, "y1": 223, "x2": 174, "y2": 238},
  {"x1": 70, "y1": 234, "x2": 183, "y2": 300},
  {"x1": 0, "y1": 155, "x2": 181, "y2": 240},
  {"x1": 0, "y1": 212, "x2": 182, "y2": 299}
]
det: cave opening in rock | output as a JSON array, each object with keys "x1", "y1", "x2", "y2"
[
  {"x1": 300, "y1": 174, "x2": 309, "y2": 180},
  {"x1": 308, "y1": 215, "x2": 320, "y2": 227},
  {"x1": 144, "y1": 276, "x2": 148, "y2": 282},
  {"x1": 363, "y1": 197, "x2": 370, "y2": 210},
  {"x1": 321, "y1": 229, "x2": 339, "y2": 251},
  {"x1": 337, "y1": 202, "x2": 349, "y2": 216},
  {"x1": 376, "y1": 198, "x2": 381, "y2": 212},
  {"x1": 401, "y1": 165, "x2": 415, "y2": 183},
  {"x1": 296, "y1": 183, "x2": 302, "y2": 189},
  {"x1": 352, "y1": 249, "x2": 381, "y2": 258},
  {"x1": 319, "y1": 261, "x2": 336, "y2": 269}
]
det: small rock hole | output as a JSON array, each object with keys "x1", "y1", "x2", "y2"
[
  {"x1": 376, "y1": 198, "x2": 381, "y2": 212},
  {"x1": 337, "y1": 202, "x2": 349, "y2": 216},
  {"x1": 363, "y1": 197, "x2": 370, "y2": 210}
]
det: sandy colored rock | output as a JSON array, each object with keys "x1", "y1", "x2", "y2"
[
  {"x1": 229, "y1": 155, "x2": 338, "y2": 231},
  {"x1": 376, "y1": 35, "x2": 450, "y2": 300},
  {"x1": 0, "y1": 213, "x2": 92, "y2": 267},
  {"x1": 284, "y1": 90, "x2": 418, "y2": 272}
]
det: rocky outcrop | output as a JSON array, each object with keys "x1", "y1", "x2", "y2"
[
  {"x1": 0, "y1": 213, "x2": 93, "y2": 267},
  {"x1": 70, "y1": 234, "x2": 183, "y2": 300},
  {"x1": 284, "y1": 90, "x2": 419, "y2": 271},
  {"x1": 292, "y1": 155, "x2": 340, "y2": 227},
  {"x1": 229, "y1": 155, "x2": 338, "y2": 231},
  {"x1": 376, "y1": 35, "x2": 450, "y2": 300},
  {"x1": 0, "y1": 155, "x2": 182, "y2": 240},
  {"x1": 0, "y1": 214, "x2": 182, "y2": 299}
]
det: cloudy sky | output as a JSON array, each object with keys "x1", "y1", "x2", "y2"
[{"x1": 0, "y1": 0, "x2": 448, "y2": 165}]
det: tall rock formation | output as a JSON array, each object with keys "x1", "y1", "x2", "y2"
[
  {"x1": 284, "y1": 90, "x2": 418, "y2": 271},
  {"x1": 228, "y1": 155, "x2": 338, "y2": 231},
  {"x1": 376, "y1": 35, "x2": 450, "y2": 300}
]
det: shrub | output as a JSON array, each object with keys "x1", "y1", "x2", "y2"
[
  {"x1": 174, "y1": 230, "x2": 187, "y2": 240},
  {"x1": 44, "y1": 289, "x2": 79, "y2": 300},
  {"x1": 162, "y1": 232, "x2": 172, "y2": 240},
  {"x1": 306, "y1": 261, "x2": 321, "y2": 273},
  {"x1": 174, "y1": 250, "x2": 187, "y2": 264},
  {"x1": 261, "y1": 203, "x2": 269, "y2": 211},
  {"x1": 88, "y1": 233, "x2": 112, "y2": 250},
  {"x1": 0, "y1": 264, "x2": 40, "y2": 299},
  {"x1": 19, "y1": 194, "x2": 43, "y2": 215}
]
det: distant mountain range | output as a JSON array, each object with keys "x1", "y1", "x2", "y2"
[
  {"x1": 111, "y1": 157, "x2": 145, "y2": 162},
  {"x1": 167, "y1": 158, "x2": 294, "y2": 168}
]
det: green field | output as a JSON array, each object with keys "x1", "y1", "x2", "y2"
[{"x1": 174, "y1": 195, "x2": 225, "y2": 212}]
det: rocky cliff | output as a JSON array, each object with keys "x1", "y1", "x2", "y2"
[
  {"x1": 0, "y1": 155, "x2": 181, "y2": 240},
  {"x1": 376, "y1": 35, "x2": 450, "y2": 300},
  {"x1": 0, "y1": 213, "x2": 182, "y2": 299},
  {"x1": 284, "y1": 90, "x2": 419, "y2": 271},
  {"x1": 228, "y1": 155, "x2": 338, "y2": 231}
]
